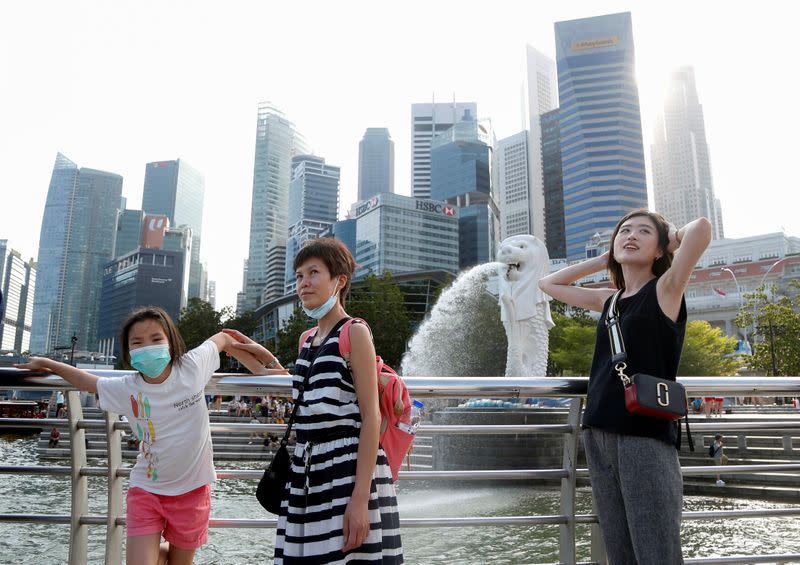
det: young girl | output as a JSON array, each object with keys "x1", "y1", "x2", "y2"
[
  {"x1": 225, "y1": 237, "x2": 403, "y2": 564},
  {"x1": 17, "y1": 306, "x2": 268, "y2": 565},
  {"x1": 539, "y1": 210, "x2": 711, "y2": 564}
]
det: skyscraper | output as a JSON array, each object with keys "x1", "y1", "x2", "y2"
[
  {"x1": 142, "y1": 159, "x2": 205, "y2": 299},
  {"x1": 411, "y1": 101, "x2": 477, "y2": 199},
  {"x1": 555, "y1": 12, "x2": 648, "y2": 260},
  {"x1": 97, "y1": 221, "x2": 191, "y2": 363},
  {"x1": 284, "y1": 155, "x2": 340, "y2": 295},
  {"x1": 430, "y1": 111, "x2": 499, "y2": 269},
  {"x1": 358, "y1": 128, "x2": 395, "y2": 201},
  {"x1": 243, "y1": 103, "x2": 308, "y2": 310},
  {"x1": 652, "y1": 66, "x2": 724, "y2": 238},
  {"x1": 114, "y1": 208, "x2": 145, "y2": 258},
  {"x1": 0, "y1": 241, "x2": 36, "y2": 353},
  {"x1": 523, "y1": 46, "x2": 559, "y2": 241},
  {"x1": 540, "y1": 108, "x2": 566, "y2": 258},
  {"x1": 30, "y1": 153, "x2": 123, "y2": 353},
  {"x1": 350, "y1": 193, "x2": 459, "y2": 279},
  {"x1": 497, "y1": 131, "x2": 531, "y2": 239}
]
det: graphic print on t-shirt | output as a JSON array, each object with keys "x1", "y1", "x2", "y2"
[{"x1": 130, "y1": 393, "x2": 159, "y2": 481}]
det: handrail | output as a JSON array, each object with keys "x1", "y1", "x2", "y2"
[
  {"x1": 0, "y1": 371, "x2": 798, "y2": 564},
  {"x1": 3, "y1": 368, "x2": 800, "y2": 396}
]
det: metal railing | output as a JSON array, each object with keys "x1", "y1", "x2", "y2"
[{"x1": 1, "y1": 369, "x2": 800, "y2": 564}]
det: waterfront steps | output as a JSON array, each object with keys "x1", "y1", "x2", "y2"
[{"x1": 36, "y1": 408, "x2": 434, "y2": 469}]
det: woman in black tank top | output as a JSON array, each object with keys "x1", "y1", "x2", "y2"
[{"x1": 540, "y1": 210, "x2": 711, "y2": 565}]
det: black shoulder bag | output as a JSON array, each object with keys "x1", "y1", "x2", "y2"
[
  {"x1": 606, "y1": 289, "x2": 694, "y2": 451},
  {"x1": 255, "y1": 320, "x2": 343, "y2": 513}
]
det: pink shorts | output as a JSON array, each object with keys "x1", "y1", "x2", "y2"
[{"x1": 126, "y1": 484, "x2": 211, "y2": 549}]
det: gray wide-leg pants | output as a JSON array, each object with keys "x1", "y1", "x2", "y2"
[{"x1": 582, "y1": 428, "x2": 684, "y2": 565}]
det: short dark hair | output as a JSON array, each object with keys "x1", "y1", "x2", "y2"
[
  {"x1": 607, "y1": 209, "x2": 673, "y2": 290},
  {"x1": 714, "y1": 433, "x2": 723, "y2": 440},
  {"x1": 119, "y1": 306, "x2": 186, "y2": 370},
  {"x1": 293, "y1": 237, "x2": 357, "y2": 307}
]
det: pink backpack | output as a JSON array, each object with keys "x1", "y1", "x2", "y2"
[{"x1": 299, "y1": 318, "x2": 415, "y2": 481}]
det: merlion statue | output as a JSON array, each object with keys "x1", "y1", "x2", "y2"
[{"x1": 496, "y1": 234, "x2": 554, "y2": 378}]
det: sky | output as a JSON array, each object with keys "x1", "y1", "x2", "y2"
[{"x1": 2, "y1": 1, "x2": 799, "y2": 311}]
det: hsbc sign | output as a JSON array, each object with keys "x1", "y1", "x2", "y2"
[
  {"x1": 416, "y1": 200, "x2": 456, "y2": 217},
  {"x1": 355, "y1": 196, "x2": 379, "y2": 217},
  {"x1": 354, "y1": 196, "x2": 457, "y2": 218}
]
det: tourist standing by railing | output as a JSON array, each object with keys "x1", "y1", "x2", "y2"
[
  {"x1": 15, "y1": 306, "x2": 267, "y2": 565},
  {"x1": 225, "y1": 237, "x2": 403, "y2": 564},
  {"x1": 540, "y1": 210, "x2": 711, "y2": 564}
]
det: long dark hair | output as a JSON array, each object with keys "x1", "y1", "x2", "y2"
[
  {"x1": 119, "y1": 306, "x2": 186, "y2": 370},
  {"x1": 607, "y1": 209, "x2": 673, "y2": 290}
]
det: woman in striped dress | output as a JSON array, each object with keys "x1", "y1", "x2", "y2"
[{"x1": 229, "y1": 238, "x2": 403, "y2": 564}]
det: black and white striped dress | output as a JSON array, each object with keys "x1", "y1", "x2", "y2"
[{"x1": 274, "y1": 317, "x2": 403, "y2": 564}]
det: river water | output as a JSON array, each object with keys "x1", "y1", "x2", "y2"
[{"x1": 2, "y1": 435, "x2": 799, "y2": 564}]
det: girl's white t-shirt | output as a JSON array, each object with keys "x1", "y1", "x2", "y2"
[{"x1": 97, "y1": 340, "x2": 220, "y2": 495}]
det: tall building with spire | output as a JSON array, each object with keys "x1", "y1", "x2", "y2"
[
  {"x1": 243, "y1": 103, "x2": 308, "y2": 310},
  {"x1": 358, "y1": 128, "x2": 394, "y2": 201},
  {"x1": 30, "y1": 153, "x2": 123, "y2": 353},
  {"x1": 555, "y1": 12, "x2": 648, "y2": 260},
  {"x1": 652, "y1": 66, "x2": 724, "y2": 238}
]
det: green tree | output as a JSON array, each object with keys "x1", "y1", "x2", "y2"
[
  {"x1": 223, "y1": 309, "x2": 258, "y2": 337},
  {"x1": 348, "y1": 272, "x2": 412, "y2": 368},
  {"x1": 274, "y1": 306, "x2": 314, "y2": 368},
  {"x1": 736, "y1": 281, "x2": 800, "y2": 376},
  {"x1": 547, "y1": 303, "x2": 596, "y2": 376},
  {"x1": 550, "y1": 324, "x2": 596, "y2": 375},
  {"x1": 678, "y1": 320, "x2": 740, "y2": 376},
  {"x1": 177, "y1": 298, "x2": 222, "y2": 350}
]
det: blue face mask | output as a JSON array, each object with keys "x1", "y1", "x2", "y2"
[
  {"x1": 302, "y1": 282, "x2": 340, "y2": 320},
  {"x1": 130, "y1": 344, "x2": 171, "y2": 378}
]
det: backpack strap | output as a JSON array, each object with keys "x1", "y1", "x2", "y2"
[
  {"x1": 338, "y1": 317, "x2": 372, "y2": 366},
  {"x1": 298, "y1": 326, "x2": 318, "y2": 354}
]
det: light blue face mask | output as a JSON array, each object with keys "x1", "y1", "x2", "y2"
[
  {"x1": 130, "y1": 344, "x2": 171, "y2": 378},
  {"x1": 302, "y1": 282, "x2": 340, "y2": 320}
]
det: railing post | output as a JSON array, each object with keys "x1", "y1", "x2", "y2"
[
  {"x1": 67, "y1": 390, "x2": 88, "y2": 565},
  {"x1": 737, "y1": 433, "x2": 747, "y2": 455},
  {"x1": 559, "y1": 398, "x2": 583, "y2": 564},
  {"x1": 105, "y1": 412, "x2": 124, "y2": 565},
  {"x1": 783, "y1": 434, "x2": 793, "y2": 454}
]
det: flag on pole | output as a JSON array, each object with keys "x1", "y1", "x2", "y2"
[{"x1": 713, "y1": 287, "x2": 727, "y2": 297}]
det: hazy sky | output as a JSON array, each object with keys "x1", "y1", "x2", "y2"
[{"x1": 2, "y1": 1, "x2": 798, "y2": 311}]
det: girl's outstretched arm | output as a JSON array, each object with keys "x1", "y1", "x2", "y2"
[
  {"x1": 15, "y1": 358, "x2": 99, "y2": 393},
  {"x1": 214, "y1": 330, "x2": 290, "y2": 375}
]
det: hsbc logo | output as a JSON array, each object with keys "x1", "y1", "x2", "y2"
[
  {"x1": 355, "y1": 196, "x2": 380, "y2": 217},
  {"x1": 415, "y1": 200, "x2": 456, "y2": 217}
]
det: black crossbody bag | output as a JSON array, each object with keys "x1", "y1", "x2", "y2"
[
  {"x1": 606, "y1": 289, "x2": 694, "y2": 451},
  {"x1": 256, "y1": 320, "x2": 344, "y2": 513}
]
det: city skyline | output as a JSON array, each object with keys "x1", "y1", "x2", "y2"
[{"x1": 3, "y1": 1, "x2": 799, "y2": 309}]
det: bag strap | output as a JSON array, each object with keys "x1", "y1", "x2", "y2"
[
  {"x1": 605, "y1": 289, "x2": 631, "y2": 387},
  {"x1": 279, "y1": 317, "x2": 349, "y2": 448},
  {"x1": 337, "y1": 317, "x2": 372, "y2": 367},
  {"x1": 607, "y1": 289, "x2": 695, "y2": 452}
]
